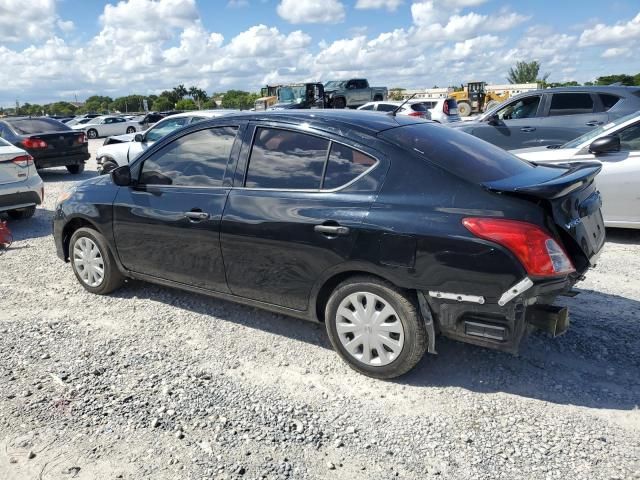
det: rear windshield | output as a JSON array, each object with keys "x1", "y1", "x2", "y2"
[
  {"x1": 410, "y1": 103, "x2": 429, "y2": 112},
  {"x1": 7, "y1": 118, "x2": 70, "y2": 134},
  {"x1": 380, "y1": 124, "x2": 534, "y2": 183}
]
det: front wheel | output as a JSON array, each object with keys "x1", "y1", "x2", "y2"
[
  {"x1": 126, "y1": 127, "x2": 136, "y2": 134},
  {"x1": 99, "y1": 159, "x2": 118, "y2": 175},
  {"x1": 70, "y1": 227, "x2": 125, "y2": 295},
  {"x1": 333, "y1": 97, "x2": 346, "y2": 109},
  {"x1": 67, "y1": 163, "x2": 85, "y2": 174},
  {"x1": 325, "y1": 276, "x2": 427, "y2": 379}
]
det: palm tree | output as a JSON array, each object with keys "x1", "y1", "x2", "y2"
[{"x1": 507, "y1": 61, "x2": 549, "y2": 84}]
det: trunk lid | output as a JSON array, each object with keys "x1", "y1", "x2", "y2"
[
  {"x1": 0, "y1": 144, "x2": 30, "y2": 185},
  {"x1": 24, "y1": 132, "x2": 86, "y2": 160},
  {"x1": 483, "y1": 162, "x2": 606, "y2": 268}
]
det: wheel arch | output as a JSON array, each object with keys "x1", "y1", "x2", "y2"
[{"x1": 61, "y1": 216, "x2": 103, "y2": 261}]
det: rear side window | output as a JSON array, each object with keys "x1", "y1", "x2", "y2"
[
  {"x1": 376, "y1": 104, "x2": 397, "y2": 112},
  {"x1": 380, "y1": 124, "x2": 534, "y2": 183},
  {"x1": 6, "y1": 118, "x2": 70, "y2": 134},
  {"x1": 359, "y1": 105, "x2": 374, "y2": 111},
  {"x1": 140, "y1": 127, "x2": 237, "y2": 187},
  {"x1": 410, "y1": 103, "x2": 429, "y2": 112},
  {"x1": 323, "y1": 143, "x2": 376, "y2": 190},
  {"x1": 245, "y1": 128, "x2": 328, "y2": 189},
  {"x1": 548, "y1": 93, "x2": 594, "y2": 116},
  {"x1": 599, "y1": 94, "x2": 620, "y2": 110}
]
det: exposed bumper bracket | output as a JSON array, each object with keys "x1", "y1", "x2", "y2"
[
  {"x1": 498, "y1": 277, "x2": 534, "y2": 306},
  {"x1": 428, "y1": 291, "x2": 485, "y2": 305}
]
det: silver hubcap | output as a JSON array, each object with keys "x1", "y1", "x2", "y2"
[
  {"x1": 336, "y1": 292, "x2": 405, "y2": 366},
  {"x1": 73, "y1": 237, "x2": 104, "y2": 287}
]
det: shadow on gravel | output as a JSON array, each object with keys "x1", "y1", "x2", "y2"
[
  {"x1": 399, "y1": 289, "x2": 640, "y2": 411},
  {"x1": 38, "y1": 167, "x2": 97, "y2": 183},
  {"x1": 605, "y1": 227, "x2": 640, "y2": 244},
  {"x1": 0, "y1": 207, "x2": 54, "y2": 241}
]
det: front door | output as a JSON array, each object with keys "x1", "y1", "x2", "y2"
[
  {"x1": 113, "y1": 125, "x2": 241, "y2": 291},
  {"x1": 220, "y1": 124, "x2": 384, "y2": 310}
]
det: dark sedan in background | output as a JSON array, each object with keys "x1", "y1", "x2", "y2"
[
  {"x1": 0, "y1": 117, "x2": 90, "y2": 174},
  {"x1": 452, "y1": 85, "x2": 640, "y2": 150},
  {"x1": 53, "y1": 111, "x2": 605, "y2": 378}
]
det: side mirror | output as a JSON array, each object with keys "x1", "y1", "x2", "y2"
[
  {"x1": 111, "y1": 165, "x2": 131, "y2": 186},
  {"x1": 487, "y1": 114, "x2": 501, "y2": 126},
  {"x1": 134, "y1": 133, "x2": 144, "y2": 142},
  {"x1": 589, "y1": 135, "x2": 620, "y2": 154}
]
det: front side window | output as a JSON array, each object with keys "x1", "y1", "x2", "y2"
[
  {"x1": 548, "y1": 93, "x2": 594, "y2": 116},
  {"x1": 376, "y1": 104, "x2": 397, "y2": 112},
  {"x1": 360, "y1": 105, "x2": 374, "y2": 111},
  {"x1": 496, "y1": 96, "x2": 541, "y2": 120},
  {"x1": 140, "y1": 127, "x2": 237, "y2": 187},
  {"x1": 324, "y1": 143, "x2": 376, "y2": 190},
  {"x1": 145, "y1": 117, "x2": 189, "y2": 143},
  {"x1": 245, "y1": 128, "x2": 328, "y2": 189}
]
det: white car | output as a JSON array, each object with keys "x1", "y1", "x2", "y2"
[
  {"x1": 95, "y1": 110, "x2": 239, "y2": 174},
  {"x1": 358, "y1": 99, "x2": 461, "y2": 123},
  {"x1": 0, "y1": 138, "x2": 43, "y2": 219},
  {"x1": 511, "y1": 111, "x2": 640, "y2": 229},
  {"x1": 72, "y1": 115, "x2": 141, "y2": 139}
]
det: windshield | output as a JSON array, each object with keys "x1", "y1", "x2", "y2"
[
  {"x1": 562, "y1": 112, "x2": 640, "y2": 148},
  {"x1": 7, "y1": 118, "x2": 70, "y2": 134},
  {"x1": 324, "y1": 81, "x2": 345, "y2": 89},
  {"x1": 277, "y1": 86, "x2": 306, "y2": 104},
  {"x1": 144, "y1": 117, "x2": 189, "y2": 143}
]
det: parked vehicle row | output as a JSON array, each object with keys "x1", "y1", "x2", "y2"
[
  {"x1": 54, "y1": 110, "x2": 606, "y2": 378},
  {"x1": 358, "y1": 98, "x2": 461, "y2": 123}
]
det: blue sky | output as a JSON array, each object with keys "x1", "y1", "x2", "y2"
[{"x1": 1, "y1": 0, "x2": 639, "y2": 106}]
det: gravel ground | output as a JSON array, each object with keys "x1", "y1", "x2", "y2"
[{"x1": 1, "y1": 139, "x2": 639, "y2": 480}]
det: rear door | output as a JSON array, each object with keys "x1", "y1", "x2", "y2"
[
  {"x1": 471, "y1": 94, "x2": 544, "y2": 149},
  {"x1": 113, "y1": 124, "x2": 243, "y2": 291},
  {"x1": 220, "y1": 124, "x2": 384, "y2": 311},
  {"x1": 534, "y1": 92, "x2": 609, "y2": 145}
]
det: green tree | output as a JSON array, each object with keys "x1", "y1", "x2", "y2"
[
  {"x1": 507, "y1": 60, "x2": 549, "y2": 84},
  {"x1": 85, "y1": 95, "x2": 113, "y2": 113},
  {"x1": 173, "y1": 84, "x2": 188, "y2": 101},
  {"x1": 48, "y1": 101, "x2": 78, "y2": 116},
  {"x1": 221, "y1": 90, "x2": 259, "y2": 110},
  {"x1": 202, "y1": 98, "x2": 218, "y2": 109},
  {"x1": 153, "y1": 96, "x2": 173, "y2": 112},
  {"x1": 111, "y1": 95, "x2": 146, "y2": 113},
  {"x1": 595, "y1": 73, "x2": 639, "y2": 86},
  {"x1": 388, "y1": 88, "x2": 406, "y2": 101},
  {"x1": 188, "y1": 86, "x2": 208, "y2": 109},
  {"x1": 175, "y1": 98, "x2": 197, "y2": 110}
]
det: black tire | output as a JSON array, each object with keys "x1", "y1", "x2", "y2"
[
  {"x1": 100, "y1": 160, "x2": 118, "y2": 175},
  {"x1": 325, "y1": 276, "x2": 427, "y2": 379},
  {"x1": 457, "y1": 101, "x2": 471, "y2": 118},
  {"x1": 87, "y1": 129, "x2": 98, "y2": 139},
  {"x1": 7, "y1": 205, "x2": 36, "y2": 220},
  {"x1": 333, "y1": 97, "x2": 346, "y2": 109},
  {"x1": 67, "y1": 163, "x2": 85, "y2": 174},
  {"x1": 69, "y1": 227, "x2": 125, "y2": 295},
  {"x1": 126, "y1": 127, "x2": 136, "y2": 134}
]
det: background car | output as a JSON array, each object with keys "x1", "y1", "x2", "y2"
[
  {"x1": 0, "y1": 137, "x2": 43, "y2": 219},
  {"x1": 54, "y1": 110, "x2": 604, "y2": 379},
  {"x1": 0, "y1": 117, "x2": 89, "y2": 174},
  {"x1": 409, "y1": 98, "x2": 460, "y2": 123},
  {"x1": 452, "y1": 85, "x2": 640, "y2": 150},
  {"x1": 72, "y1": 115, "x2": 141, "y2": 139},
  {"x1": 511, "y1": 111, "x2": 640, "y2": 229},
  {"x1": 95, "y1": 110, "x2": 238, "y2": 173},
  {"x1": 358, "y1": 100, "x2": 430, "y2": 119}
]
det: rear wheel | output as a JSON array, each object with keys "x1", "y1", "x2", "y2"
[
  {"x1": 325, "y1": 276, "x2": 427, "y2": 379},
  {"x1": 70, "y1": 227, "x2": 124, "y2": 295},
  {"x1": 67, "y1": 163, "x2": 85, "y2": 174},
  {"x1": 87, "y1": 129, "x2": 98, "y2": 139},
  {"x1": 7, "y1": 206, "x2": 36, "y2": 220},
  {"x1": 457, "y1": 101, "x2": 471, "y2": 117},
  {"x1": 333, "y1": 97, "x2": 346, "y2": 109},
  {"x1": 126, "y1": 126, "x2": 136, "y2": 134}
]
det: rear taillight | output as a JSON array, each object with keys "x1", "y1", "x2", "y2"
[
  {"x1": 443, "y1": 100, "x2": 449, "y2": 115},
  {"x1": 462, "y1": 218, "x2": 575, "y2": 278},
  {"x1": 407, "y1": 111, "x2": 423, "y2": 117},
  {"x1": 21, "y1": 138, "x2": 47, "y2": 149},
  {"x1": 11, "y1": 155, "x2": 34, "y2": 167},
  {"x1": 75, "y1": 133, "x2": 87, "y2": 144}
]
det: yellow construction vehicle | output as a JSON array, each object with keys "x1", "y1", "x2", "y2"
[{"x1": 449, "y1": 81, "x2": 509, "y2": 117}]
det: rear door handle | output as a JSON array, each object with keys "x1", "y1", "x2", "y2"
[
  {"x1": 314, "y1": 225, "x2": 350, "y2": 236},
  {"x1": 586, "y1": 121, "x2": 604, "y2": 127},
  {"x1": 184, "y1": 211, "x2": 210, "y2": 221},
  {"x1": 520, "y1": 127, "x2": 536, "y2": 132}
]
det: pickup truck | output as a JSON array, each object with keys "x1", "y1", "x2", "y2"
[{"x1": 324, "y1": 79, "x2": 388, "y2": 109}]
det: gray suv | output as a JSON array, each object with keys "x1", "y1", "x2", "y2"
[{"x1": 451, "y1": 86, "x2": 640, "y2": 150}]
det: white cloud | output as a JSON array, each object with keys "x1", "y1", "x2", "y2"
[
  {"x1": 277, "y1": 0, "x2": 345, "y2": 24},
  {"x1": 579, "y1": 12, "x2": 640, "y2": 46},
  {"x1": 0, "y1": 0, "x2": 67, "y2": 42},
  {"x1": 355, "y1": 0, "x2": 403, "y2": 11}
]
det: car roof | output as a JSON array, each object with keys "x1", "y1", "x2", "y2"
[{"x1": 210, "y1": 109, "x2": 426, "y2": 135}]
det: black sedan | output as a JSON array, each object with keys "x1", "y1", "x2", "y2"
[
  {"x1": 0, "y1": 117, "x2": 90, "y2": 174},
  {"x1": 53, "y1": 111, "x2": 605, "y2": 378}
]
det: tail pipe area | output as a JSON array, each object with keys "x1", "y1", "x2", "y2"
[{"x1": 525, "y1": 305, "x2": 570, "y2": 337}]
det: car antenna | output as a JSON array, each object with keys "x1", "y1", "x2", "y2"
[{"x1": 388, "y1": 93, "x2": 417, "y2": 117}]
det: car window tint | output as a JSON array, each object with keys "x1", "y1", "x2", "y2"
[
  {"x1": 140, "y1": 127, "x2": 237, "y2": 187},
  {"x1": 549, "y1": 93, "x2": 594, "y2": 116},
  {"x1": 380, "y1": 124, "x2": 534, "y2": 183},
  {"x1": 410, "y1": 103, "x2": 428, "y2": 112},
  {"x1": 245, "y1": 128, "x2": 328, "y2": 189},
  {"x1": 599, "y1": 94, "x2": 620, "y2": 111},
  {"x1": 360, "y1": 105, "x2": 374, "y2": 111},
  {"x1": 145, "y1": 118, "x2": 189, "y2": 142},
  {"x1": 496, "y1": 96, "x2": 540, "y2": 120},
  {"x1": 618, "y1": 122, "x2": 640, "y2": 151},
  {"x1": 190, "y1": 117, "x2": 206, "y2": 123},
  {"x1": 6, "y1": 118, "x2": 70, "y2": 134},
  {"x1": 323, "y1": 143, "x2": 376, "y2": 190},
  {"x1": 376, "y1": 104, "x2": 397, "y2": 112}
]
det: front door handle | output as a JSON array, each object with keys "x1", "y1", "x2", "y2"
[
  {"x1": 314, "y1": 224, "x2": 350, "y2": 236},
  {"x1": 184, "y1": 211, "x2": 210, "y2": 222},
  {"x1": 586, "y1": 121, "x2": 604, "y2": 127},
  {"x1": 520, "y1": 127, "x2": 536, "y2": 132}
]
